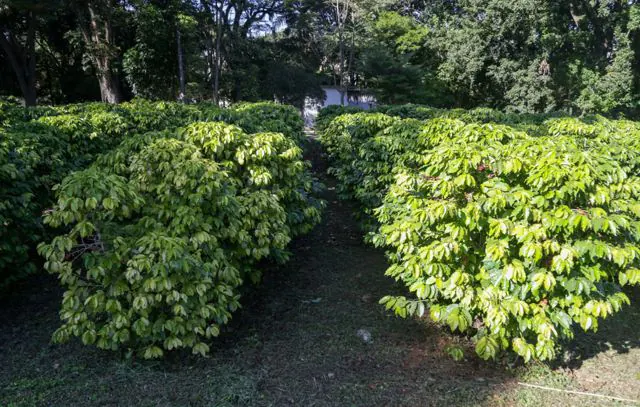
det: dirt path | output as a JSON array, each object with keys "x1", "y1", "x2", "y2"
[
  {"x1": 0, "y1": 136, "x2": 638, "y2": 407},
  {"x1": 211, "y1": 136, "x2": 513, "y2": 406}
]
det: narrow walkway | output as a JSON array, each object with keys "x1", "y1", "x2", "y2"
[{"x1": 210, "y1": 135, "x2": 510, "y2": 405}]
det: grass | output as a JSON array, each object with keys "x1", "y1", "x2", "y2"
[{"x1": 0, "y1": 137, "x2": 639, "y2": 406}]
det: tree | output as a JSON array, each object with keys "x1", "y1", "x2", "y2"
[
  {"x1": 123, "y1": 2, "x2": 179, "y2": 99},
  {"x1": 359, "y1": 11, "x2": 452, "y2": 105},
  {"x1": 0, "y1": 1, "x2": 42, "y2": 106},
  {"x1": 425, "y1": 0, "x2": 640, "y2": 113},
  {"x1": 0, "y1": 0, "x2": 638, "y2": 114},
  {"x1": 330, "y1": 0, "x2": 350, "y2": 105},
  {"x1": 72, "y1": 0, "x2": 124, "y2": 103}
]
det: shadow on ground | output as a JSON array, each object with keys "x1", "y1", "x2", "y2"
[
  {"x1": 0, "y1": 137, "x2": 638, "y2": 407},
  {"x1": 560, "y1": 286, "x2": 640, "y2": 369}
]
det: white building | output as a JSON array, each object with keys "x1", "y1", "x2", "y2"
[{"x1": 303, "y1": 86, "x2": 376, "y2": 127}]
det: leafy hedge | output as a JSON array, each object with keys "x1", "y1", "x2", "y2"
[
  {"x1": 374, "y1": 105, "x2": 560, "y2": 127},
  {"x1": 320, "y1": 109, "x2": 640, "y2": 362},
  {"x1": 38, "y1": 121, "x2": 322, "y2": 358},
  {"x1": 320, "y1": 113, "x2": 399, "y2": 203},
  {"x1": 229, "y1": 102, "x2": 305, "y2": 144},
  {"x1": 315, "y1": 103, "x2": 560, "y2": 128},
  {"x1": 0, "y1": 100, "x2": 306, "y2": 290},
  {"x1": 314, "y1": 105, "x2": 366, "y2": 133}
]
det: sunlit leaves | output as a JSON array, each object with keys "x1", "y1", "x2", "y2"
[
  {"x1": 39, "y1": 110, "x2": 323, "y2": 359},
  {"x1": 321, "y1": 108, "x2": 640, "y2": 362},
  {"x1": 445, "y1": 345, "x2": 465, "y2": 361},
  {"x1": 475, "y1": 336, "x2": 499, "y2": 360},
  {"x1": 1, "y1": 100, "x2": 310, "y2": 290}
]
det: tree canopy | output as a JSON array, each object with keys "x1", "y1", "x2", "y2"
[{"x1": 2, "y1": 0, "x2": 640, "y2": 115}]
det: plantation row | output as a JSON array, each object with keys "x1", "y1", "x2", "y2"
[
  {"x1": 313, "y1": 103, "x2": 634, "y2": 136},
  {"x1": 319, "y1": 109, "x2": 640, "y2": 362},
  {"x1": 1, "y1": 99, "x2": 323, "y2": 357},
  {"x1": 0, "y1": 99, "x2": 307, "y2": 289},
  {"x1": 314, "y1": 104, "x2": 546, "y2": 134}
]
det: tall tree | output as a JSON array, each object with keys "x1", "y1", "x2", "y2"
[
  {"x1": 199, "y1": 0, "x2": 283, "y2": 102},
  {"x1": 73, "y1": 0, "x2": 124, "y2": 103},
  {"x1": 0, "y1": 1, "x2": 42, "y2": 106},
  {"x1": 176, "y1": 23, "x2": 186, "y2": 99},
  {"x1": 331, "y1": 0, "x2": 350, "y2": 105},
  {"x1": 426, "y1": 0, "x2": 640, "y2": 113},
  {"x1": 123, "y1": 1, "x2": 179, "y2": 99},
  {"x1": 198, "y1": 0, "x2": 223, "y2": 104}
]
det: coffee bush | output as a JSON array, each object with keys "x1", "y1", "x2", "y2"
[
  {"x1": 320, "y1": 113, "x2": 398, "y2": 201},
  {"x1": 315, "y1": 105, "x2": 364, "y2": 133},
  {"x1": 320, "y1": 109, "x2": 640, "y2": 362},
  {"x1": 38, "y1": 121, "x2": 323, "y2": 357},
  {"x1": 0, "y1": 100, "x2": 308, "y2": 290}
]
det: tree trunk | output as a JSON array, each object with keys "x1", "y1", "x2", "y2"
[
  {"x1": 347, "y1": 28, "x2": 355, "y2": 89},
  {"x1": 23, "y1": 81, "x2": 37, "y2": 106},
  {"x1": 335, "y1": 0, "x2": 349, "y2": 106},
  {"x1": 213, "y1": 6, "x2": 222, "y2": 106},
  {"x1": 204, "y1": 31, "x2": 216, "y2": 101},
  {"x1": 25, "y1": 11, "x2": 36, "y2": 106},
  {"x1": 96, "y1": 71, "x2": 122, "y2": 104},
  {"x1": 203, "y1": 0, "x2": 222, "y2": 105},
  {"x1": 92, "y1": 50, "x2": 122, "y2": 104},
  {"x1": 339, "y1": 26, "x2": 345, "y2": 105},
  {"x1": 77, "y1": 1, "x2": 123, "y2": 104},
  {"x1": 176, "y1": 26, "x2": 186, "y2": 100},
  {"x1": 568, "y1": 2, "x2": 585, "y2": 27},
  {"x1": 0, "y1": 11, "x2": 37, "y2": 106},
  {"x1": 97, "y1": 68, "x2": 121, "y2": 104}
]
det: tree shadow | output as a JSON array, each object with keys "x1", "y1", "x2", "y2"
[{"x1": 554, "y1": 285, "x2": 640, "y2": 371}]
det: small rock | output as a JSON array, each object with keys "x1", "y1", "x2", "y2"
[
  {"x1": 356, "y1": 328, "x2": 373, "y2": 344},
  {"x1": 327, "y1": 372, "x2": 335, "y2": 379}
]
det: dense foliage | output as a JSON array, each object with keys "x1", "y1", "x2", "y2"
[
  {"x1": 37, "y1": 119, "x2": 322, "y2": 357},
  {"x1": 0, "y1": 99, "x2": 308, "y2": 290},
  {"x1": 4, "y1": 1, "x2": 640, "y2": 116},
  {"x1": 320, "y1": 107, "x2": 640, "y2": 361},
  {"x1": 314, "y1": 105, "x2": 368, "y2": 134}
]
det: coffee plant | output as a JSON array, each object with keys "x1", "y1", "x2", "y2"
[
  {"x1": 320, "y1": 107, "x2": 640, "y2": 362},
  {"x1": 314, "y1": 105, "x2": 364, "y2": 133},
  {"x1": 320, "y1": 113, "x2": 399, "y2": 202},
  {"x1": 0, "y1": 100, "x2": 309, "y2": 290},
  {"x1": 372, "y1": 104, "x2": 557, "y2": 127},
  {"x1": 229, "y1": 102, "x2": 306, "y2": 144},
  {"x1": 38, "y1": 121, "x2": 323, "y2": 358}
]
